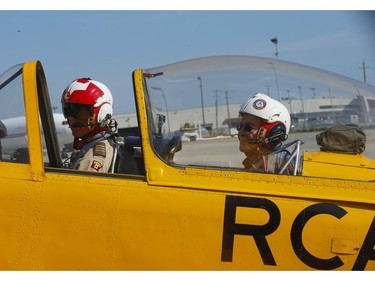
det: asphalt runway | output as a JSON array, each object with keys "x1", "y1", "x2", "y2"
[{"x1": 173, "y1": 128, "x2": 375, "y2": 168}]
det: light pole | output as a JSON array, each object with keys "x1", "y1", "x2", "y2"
[
  {"x1": 267, "y1": 62, "x2": 281, "y2": 101},
  {"x1": 287, "y1": 89, "x2": 293, "y2": 113},
  {"x1": 360, "y1": 60, "x2": 369, "y2": 83},
  {"x1": 310, "y1": 87, "x2": 316, "y2": 99},
  {"x1": 265, "y1": 81, "x2": 271, "y2": 96},
  {"x1": 225, "y1": 90, "x2": 231, "y2": 135},
  {"x1": 270, "y1": 36, "x2": 279, "y2": 59},
  {"x1": 214, "y1": 90, "x2": 220, "y2": 134},
  {"x1": 197, "y1": 76, "x2": 206, "y2": 126},
  {"x1": 287, "y1": 89, "x2": 294, "y2": 128},
  {"x1": 298, "y1": 85, "x2": 306, "y2": 129}
]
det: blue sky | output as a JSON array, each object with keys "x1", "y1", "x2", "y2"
[{"x1": 1, "y1": 7, "x2": 374, "y2": 114}]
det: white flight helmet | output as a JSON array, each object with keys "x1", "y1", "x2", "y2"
[
  {"x1": 239, "y1": 93, "x2": 291, "y2": 133},
  {"x1": 61, "y1": 78, "x2": 113, "y2": 123},
  {"x1": 239, "y1": 93, "x2": 291, "y2": 147}
]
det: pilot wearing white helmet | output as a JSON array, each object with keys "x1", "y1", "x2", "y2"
[
  {"x1": 61, "y1": 78, "x2": 117, "y2": 172},
  {"x1": 238, "y1": 93, "x2": 294, "y2": 174}
]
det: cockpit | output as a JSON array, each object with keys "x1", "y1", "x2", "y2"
[{"x1": 139, "y1": 56, "x2": 375, "y2": 179}]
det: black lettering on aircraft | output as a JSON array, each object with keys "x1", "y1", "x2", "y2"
[
  {"x1": 290, "y1": 203, "x2": 347, "y2": 270},
  {"x1": 221, "y1": 195, "x2": 280, "y2": 265},
  {"x1": 353, "y1": 216, "x2": 375, "y2": 270},
  {"x1": 222, "y1": 196, "x2": 374, "y2": 270}
]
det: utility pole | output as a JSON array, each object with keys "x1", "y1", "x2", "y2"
[
  {"x1": 197, "y1": 77, "x2": 206, "y2": 126},
  {"x1": 214, "y1": 90, "x2": 220, "y2": 134},
  {"x1": 310, "y1": 87, "x2": 316, "y2": 99},
  {"x1": 287, "y1": 90, "x2": 293, "y2": 113},
  {"x1": 360, "y1": 60, "x2": 369, "y2": 83},
  {"x1": 298, "y1": 85, "x2": 306, "y2": 130},
  {"x1": 225, "y1": 90, "x2": 231, "y2": 135},
  {"x1": 268, "y1": 62, "x2": 281, "y2": 101}
]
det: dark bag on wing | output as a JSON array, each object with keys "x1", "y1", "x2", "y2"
[{"x1": 316, "y1": 124, "x2": 366, "y2": 154}]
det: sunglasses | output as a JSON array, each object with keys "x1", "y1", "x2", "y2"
[
  {"x1": 62, "y1": 103, "x2": 93, "y2": 119},
  {"x1": 237, "y1": 123, "x2": 256, "y2": 132}
]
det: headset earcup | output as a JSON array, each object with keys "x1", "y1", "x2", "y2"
[
  {"x1": 267, "y1": 123, "x2": 287, "y2": 147},
  {"x1": 97, "y1": 103, "x2": 113, "y2": 123}
]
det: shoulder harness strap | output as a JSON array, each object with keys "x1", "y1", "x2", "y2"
[{"x1": 66, "y1": 132, "x2": 119, "y2": 169}]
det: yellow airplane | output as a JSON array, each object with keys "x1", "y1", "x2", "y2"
[{"x1": 0, "y1": 57, "x2": 374, "y2": 270}]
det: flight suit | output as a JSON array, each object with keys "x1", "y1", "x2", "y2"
[{"x1": 70, "y1": 139, "x2": 115, "y2": 173}]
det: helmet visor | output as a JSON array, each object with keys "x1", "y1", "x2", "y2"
[{"x1": 62, "y1": 103, "x2": 93, "y2": 119}]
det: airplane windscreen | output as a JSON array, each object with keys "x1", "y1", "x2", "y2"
[{"x1": 143, "y1": 56, "x2": 375, "y2": 170}]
